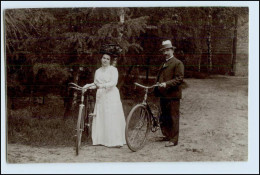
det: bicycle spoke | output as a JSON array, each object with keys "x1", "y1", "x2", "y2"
[
  {"x1": 126, "y1": 106, "x2": 150, "y2": 151},
  {"x1": 129, "y1": 113, "x2": 146, "y2": 140}
]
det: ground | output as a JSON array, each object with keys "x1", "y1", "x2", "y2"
[{"x1": 6, "y1": 76, "x2": 248, "y2": 163}]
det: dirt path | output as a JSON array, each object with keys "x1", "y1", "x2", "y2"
[{"x1": 7, "y1": 76, "x2": 248, "y2": 163}]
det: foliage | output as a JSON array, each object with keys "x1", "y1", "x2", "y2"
[
  {"x1": 5, "y1": 8, "x2": 150, "y2": 98},
  {"x1": 5, "y1": 7, "x2": 248, "y2": 114},
  {"x1": 5, "y1": 9, "x2": 56, "y2": 54},
  {"x1": 33, "y1": 63, "x2": 70, "y2": 84}
]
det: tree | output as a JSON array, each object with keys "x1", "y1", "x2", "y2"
[
  {"x1": 5, "y1": 7, "x2": 248, "y2": 112},
  {"x1": 5, "y1": 9, "x2": 59, "y2": 108},
  {"x1": 154, "y1": 7, "x2": 248, "y2": 75}
]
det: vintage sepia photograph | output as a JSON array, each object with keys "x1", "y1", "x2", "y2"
[{"x1": 1, "y1": 1, "x2": 259, "y2": 174}]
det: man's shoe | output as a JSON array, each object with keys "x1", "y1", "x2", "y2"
[
  {"x1": 165, "y1": 141, "x2": 178, "y2": 147},
  {"x1": 159, "y1": 137, "x2": 170, "y2": 142}
]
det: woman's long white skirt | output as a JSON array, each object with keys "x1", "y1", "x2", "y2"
[{"x1": 91, "y1": 87, "x2": 126, "y2": 147}]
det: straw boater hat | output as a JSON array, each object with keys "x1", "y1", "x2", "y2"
[{"x1": 160, "y1": 40, "x2": 176, "y2": 51}]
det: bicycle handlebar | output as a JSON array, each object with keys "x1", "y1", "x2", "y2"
[
  {"x1": 69, "y1": 82, "x2": 82, "y2": 88},
  {"x1": 69, "y1": 83, "x2": 83, "y2": 90},
  {"x1": 68, "y1": 83, "x2": 89, "y2": 104},
  {"x1": 69, "y1": 82, "x2": 92, "y2": 95},
  {"x1": 134, "y1": 82, "x2": 159, "y2": 89},
  {"x1": 70, "y1": 86, "x2": 83, "y2": 91}
]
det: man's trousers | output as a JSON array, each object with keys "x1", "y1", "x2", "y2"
[{"x1": 159, "y1": 98, "x2": 180, "y2": 143}]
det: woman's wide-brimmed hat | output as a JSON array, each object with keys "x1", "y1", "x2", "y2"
[
  {"x1": 100, "y1": 44, "x2": 122, "y2": 56},
  {"x1": 160, "y1": 40, "x2": 176, "y2": 51}
]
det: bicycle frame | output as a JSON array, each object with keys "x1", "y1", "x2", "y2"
[
  {"x1": 69, "y1": 82, "x2": 95, "y2": 155},
  {"x1": 134, "y1": 82, "x2": 160, "y2": 132}
]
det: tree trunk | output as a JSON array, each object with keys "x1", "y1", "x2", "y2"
[
  {"x1": 207, "y1": 9, "x2": 213, "y2": 73},
  {"x1": 63, "y1": 75, "x2": 74, "y2": 120},
  {"x1": 198, "y1": 55, "x2": 201, "y2": 72},
  {"x1": 120, "y1": 8, "x2": 125, "y2": 24},
  {"x1": 231, "y1": 14, "x2": 238, "y2": 76},
  {"x1": 72, "y1": 68, "x2": 79, "y2": 112},
  {"x1": 29, "y1": 73, "x2": 36, "y2": 111},
  {"x1": 145, "y1": 56, "x2": 150, "y2": 82},
  {"x1": 116, "y1": 8, "x2": 125, "y2": 88},
  {"x1": 118, "y1": 64, "x2": 134, "y2": 89}
]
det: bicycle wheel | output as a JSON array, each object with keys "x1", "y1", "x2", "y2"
[
  {"x1": 85, "y1": 96, "x2": 94, "y2": 142},
  {"x1": 125, "y1": 104, "x2": 151, "y2": 152},
  {"x1": 76, "y1": 104, "x2": 85, "y2": 156}
]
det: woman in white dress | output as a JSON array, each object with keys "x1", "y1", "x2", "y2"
[{"x1": 83, "y1": 54, "x2": 126, "y2": 147}]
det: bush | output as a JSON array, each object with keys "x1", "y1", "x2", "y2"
[
  {"x1": 7, "y1": 95, "x2": 78, "y2": 146},
  {"x1": 8, "y1": 114, "x2": 77, "y2": 146}
]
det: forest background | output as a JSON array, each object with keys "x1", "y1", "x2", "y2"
[{"x1": 5, "y1": 7, "x2": 249, "y2": 147}]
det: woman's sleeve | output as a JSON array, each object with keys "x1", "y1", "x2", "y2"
[{"x1": 103, "y1": 67, "x2": 118, "y2": 89}]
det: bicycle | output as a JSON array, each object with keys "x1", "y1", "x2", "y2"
[
  {"x1": 125, "y1": 82, "x2": 161, "y2": 152},
  {"x1": 69, "y1": 83, "x2": 95, "y2": 156}
]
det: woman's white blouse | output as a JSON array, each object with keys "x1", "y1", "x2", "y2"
[{"x1": 94, "y1": 66, "x2": 118, "y2": 89}]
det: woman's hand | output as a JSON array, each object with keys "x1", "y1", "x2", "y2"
[
  {"x1": 94, "y1": 83, "x2": 100, "y2": 89},
  {"x1": 89, "y1": 85, "x2": 97, "y2": 89},
  {"x1": 84, "y1": 83, "x2": 98, "y2": 89},
  {"x1": 95, "y1": 83, "x2": 105, "y2": 89},
  {"x1": 83, "y1": 84, "x2": 91, "y2": 90}
]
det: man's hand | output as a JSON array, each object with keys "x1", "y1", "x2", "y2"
[{"x1": 159, "y1": 82, "x2": 166, "y2": 88}]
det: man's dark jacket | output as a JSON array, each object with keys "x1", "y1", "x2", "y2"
[{"x1": 154, "y1": 56, "x2": 184, "y2": 99}]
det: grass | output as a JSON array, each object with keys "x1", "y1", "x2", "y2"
[
  {"x1": 7, "y1": 96, "x2": 150, "y2": 147},
  {"x1": 7, "y1": 83, "x2": 162, "y2": 147},
  {"x1": 7, "y1": 95, "x2": 79, "y2": 147},
  {"x1": 8, "y1": 113, "x2": 77, "y2": 147}
]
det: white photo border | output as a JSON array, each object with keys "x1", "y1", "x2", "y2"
[{"x1": 1, "y1": 1, "x2": 259, "y2": 174}]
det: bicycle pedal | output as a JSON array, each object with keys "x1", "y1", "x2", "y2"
[{"x1": 151, "y1": 126, "x2": 160, "y2": 132}]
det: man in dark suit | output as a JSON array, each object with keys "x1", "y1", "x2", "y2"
[{"x1": 154, "y1": 40, "x2": 184, "y2": 147}]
